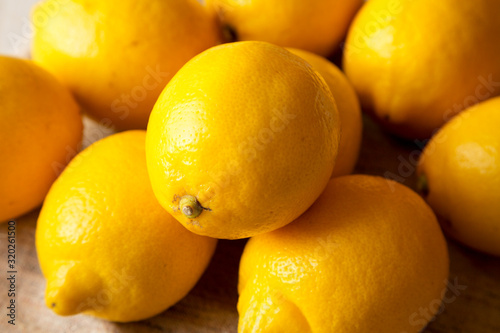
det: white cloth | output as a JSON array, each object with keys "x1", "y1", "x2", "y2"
[{"x1": 0, "y1": 0, "x2": 40, "y2": 57}]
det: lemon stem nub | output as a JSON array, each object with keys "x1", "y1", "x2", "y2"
[{"x1": 179, "y1": 195, "x2": 203, "y2": 219}]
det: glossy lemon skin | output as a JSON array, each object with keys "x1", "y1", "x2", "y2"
[
  {"x1": 146, "y1": 41, "x2": 340, "y2": 239},
  {"x1": 0, "y1": 56, "x2": 82, "y2": 222},
  {"x1": 344, "y1": 0, "x2": 500, "y2": 139},
  {"x1": 418, "y1": 97, "x2": 500, "y2": 256},
  {"x1": 288, "y1": 48, "x2": 362, "y2": 177},
  {"x1": 238, "y1": 175, "x2": 449, "y2": 332},
  {"x1": 32, "y1": 0, "x2": 221, "y2": 130},
  {"x1": 36, "y1": 131, "x2": 217, "y2": 322},
  {"x1": 207, "y1": 0, "x2": 363, "y2": 56}
]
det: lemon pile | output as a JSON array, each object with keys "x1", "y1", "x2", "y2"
[{"x1": 1, "y1": 0, "x2": 499, "y2": 331}]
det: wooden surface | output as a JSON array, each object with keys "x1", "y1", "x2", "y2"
[{"x1": 1, "y1": 115, "x2": 500, "y2": 333}]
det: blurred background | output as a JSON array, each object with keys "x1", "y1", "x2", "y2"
[
  {"x1": 0, "y1": 0, "x2": 115, "y2": 149},
  {"x1": 0, "y1": 0, "x2": 40, "y2": 57}
]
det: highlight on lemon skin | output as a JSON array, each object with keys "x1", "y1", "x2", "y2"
[{"x1": 36, "y1": 130, "x2": 217, "y2": 322}]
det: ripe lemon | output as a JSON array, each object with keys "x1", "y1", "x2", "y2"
[
  {"x1": 206, "y1": 0, "x2": 363, "y2": 56},
  {"x1": 418, "y1": 97, "x2": 500, "y2": 256},
  {"x1": 288, "y1": 48, "x2": 362, "y2": 177},
  {"x1": 238, "y1": 175, "x2": 449, "y2": 333},
  {"x1": 36, "y1": 131, "x2": 217, "y2": 322},
  {"x1": 32, "y1": 0, "x2": 221, "y2": 130},
  {"x1": 146, "y1": 41, "x2": 340, "y2": 240},
  {"x1": 344, "y1": 0, "x2": 500, "y2": 139},
  {"x1": 0, "y1": 56, "x2": 82, "y2": 223}
]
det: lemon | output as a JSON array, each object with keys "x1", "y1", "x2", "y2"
[
  {"x1": 0, "y1": 55, "x2": 82, "y2": 222},
  {"x1": 343, "y1": 0, "x2": 500, "y2": 139},
  {"x1": 206, "y1": 0, "x2": 363, "y2": 56},
  {"x1": 238, "y1": 175, "x2": 449, "y2": 332},
  {"x1": 146, "y1": 41, "x2": 340, "y2": 239},
  {"x1": 36, "y1": 130, "x2": 217, "y2": 322},
  {"x1": 32, "y1": 0, "x2": 221, "y2": 130},
  {"x1": 418, "y1": 97, "x2": 500, "y2": 256},
  {"x1": 288, "y1": 48, "x2": 362, "y2": 177}
]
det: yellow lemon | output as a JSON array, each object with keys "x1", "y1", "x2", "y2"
[
  {"x1": 238, "y1": 175, "x2": 449, "y2": 333},
  {"x1": 0, "y1": 56, "x2": 82, "y2": 222},
  {"x1": 288, "y1": 48, "x2": 362, "y2": 177},
  {"x1": 36, "y1": 131, "x2": 217, "y2": 322},
  {"x1": 32, "y1": 0, "x2": 221, "y2": 130},
  {"x1": 344, "y1": 0, "x2": 500, "y2": 139},
  {"x1": 206, "y1": 0, "x2": 363, "y2": 56},
  {"x1": 418, "y1": 97, "x2": 500, "y2": 256},
  {"x1": 146, "y1": 41, "x2": 340, "y2": 240}
]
